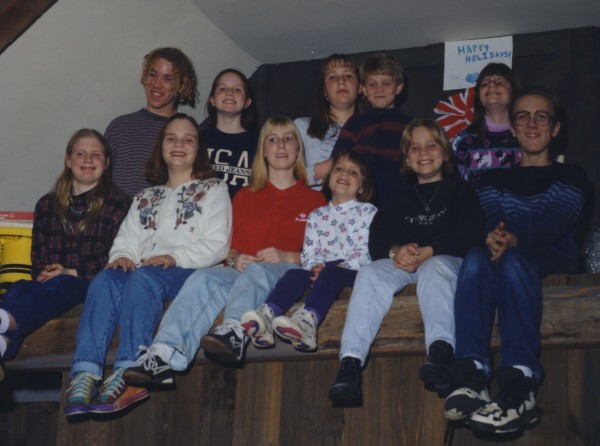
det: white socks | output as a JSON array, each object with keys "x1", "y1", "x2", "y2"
[
  {"x1": 152, "y1": 343, "x2": 174, "y2": 363},
  {"x1": 0, "y1": 309, "x2": 10, "y2": 334},
  {"x1": 513, "y1": 365, "x2": 533, "y2": 378},
  {"x1": 472, "y1": 360, "x2": 532, "y2": 378},
  {"x1": 0, "y1": 335, "x2": 7, "y2": 358}
]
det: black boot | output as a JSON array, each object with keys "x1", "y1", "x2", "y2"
[
  {"x1": 328, "y1": 357, "x2": 363, "y2": 407},
  {"x1": 419, "y1": 340, "x2": 454, "y2": 397}
]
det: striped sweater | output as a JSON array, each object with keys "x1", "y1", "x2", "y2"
[
  {"x1": 105, "y1": 108, "x2": 168, "y2": 197},
  {"x1": 331, "y1": 107, "x2": 411, "y2": 207},
  {"x1": 477, "y1": 163, "x2": 591, "y2": 272}
]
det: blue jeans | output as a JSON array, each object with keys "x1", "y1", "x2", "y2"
[
  {"x1": 454, "y1": 247, "x2": 560, "y2": 382},
  {"x1": 1, "y1": 275, "x2": 88, "y2": 359},
  {"x1": 340, "y1": 256, "x2": 462, "y2": 364},
  {"x1": 70, "y1": 266, "x2": 194, "y2": 377},
  {"x1": 154, "y1": 262, "x2": 299, "y2": 371}
]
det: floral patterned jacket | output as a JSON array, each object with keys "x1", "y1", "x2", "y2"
[{"x1": 108, "y1": 178, "x2": 232, "y2": 269}]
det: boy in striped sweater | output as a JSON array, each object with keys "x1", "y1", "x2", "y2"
[{"x1": 105, "y1": 47, "x2": 198, "y2": 197}]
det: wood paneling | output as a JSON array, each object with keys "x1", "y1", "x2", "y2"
[{"x1": 5, "y1": 347, "x2": 598, "y2": 445}]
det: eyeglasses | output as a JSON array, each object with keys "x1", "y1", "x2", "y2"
[
  {"x1": 512, "y1": 111, "x2": 554, "y2": 127},
  {"x1": 479, "y1": 77, "x2": 508, "y2": 88}
]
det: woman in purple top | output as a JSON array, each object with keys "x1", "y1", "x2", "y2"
[{"x1": 452, "y1": 63, "x2": 521, "y2": 187}]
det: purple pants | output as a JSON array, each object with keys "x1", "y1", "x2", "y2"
[{"x1": 264, "y1": 266, "x2": 357, "y2": 323}]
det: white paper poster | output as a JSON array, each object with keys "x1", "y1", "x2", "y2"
[{"x1": 443, "y1": 36, "x2": 513, "y2": 91}]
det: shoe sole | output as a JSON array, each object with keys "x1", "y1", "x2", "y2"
[
  {"x1": 273, "y1": 320, "x2": 316, "y2": 351},
  {"x1": 469, "y1": 407, "x2": 539, "y2": 434},
  {"x1": 123, "y1": 369, "x2": 174, "y2": 387},
  {"x1": 419, "y1": 363, "x2": 451, "y2": 397},
  {"x1": 64, "y1": 403, "x2": 90, "y2": 416},
  {"x1": 88, "y1": 388, "x2": 149, "y2": 414},
  {"x1": 201, "y1": 336, "x2": 244, "y2": 362},
  {"x1": 328, "y1": 385, "x2": 363, "y2": 408}
]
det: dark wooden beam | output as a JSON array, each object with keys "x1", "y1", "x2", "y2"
[{"x1": 0, "y1": 0, "x2": 59, "y2": 55}]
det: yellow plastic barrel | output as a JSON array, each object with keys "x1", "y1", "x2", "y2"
[{"x1": 0, "y1": 226, "x2": 32, "y2": 298}]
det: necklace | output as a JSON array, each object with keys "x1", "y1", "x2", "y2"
[{"x1": 415, "y1": 181, "x2": 442, "y2": 211}]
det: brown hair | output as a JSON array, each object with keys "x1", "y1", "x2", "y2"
[
  {"x1": 359, "y1": 52, "x2": 404, "y2": 85},
  {"x1": 468, "y1": 63, "x2": 520, "y2": 136},
  {"x1": 307, "y1": 54, "x2": 359, "y2": 140},
  {"x1": 204, "y1": 68, "x2": 257, "y2": 131},
  {"x1": 322, "y1": 151, "x2": 374, "y2": 203},
  {"x1": 145, "y1": 113, "x2": 215, "y2": 185}
]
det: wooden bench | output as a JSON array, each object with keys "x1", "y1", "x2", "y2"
[
  {"x1": 3, "y1": 273, "x2": 600, "y2": 446},
  {"x1": 6, "y1": 272, "x2": 600, "y2": 372}
]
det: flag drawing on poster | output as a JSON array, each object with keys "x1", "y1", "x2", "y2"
[
  {"x1": 434, "y1": 88, "x2": 475, "y2": 141},
  {"x1": 444, "y1": 36, "x2": 513, "y2": 91}
]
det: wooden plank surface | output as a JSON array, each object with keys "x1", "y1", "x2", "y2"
[{"x1": 6, "y1": 274, "x2": 600, "y2": 372}]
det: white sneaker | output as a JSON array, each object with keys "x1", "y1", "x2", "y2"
[
  {"x1": 468, "y1": 367, "x2": 539, "y2": 433},
  {"x1": 241, "y1": 304, "x2": 275, "y2": 348},
  {"x1": 273, "y1": 306, "x2": 318, "y2": 351}
]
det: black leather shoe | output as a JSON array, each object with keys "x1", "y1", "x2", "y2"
[
  {"x1": 419, "y1": 340, "x2": 454, "y2": 397},
  {"x1": 328, "y1": 357, "x2": 363, "y2": 407}
]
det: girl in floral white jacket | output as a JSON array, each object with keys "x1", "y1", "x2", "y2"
[{"x1": 64, "y1": 114, "x2": 231, "y2": 417}]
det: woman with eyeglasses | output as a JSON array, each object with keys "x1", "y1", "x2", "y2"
[
  {"x1": 453, "y1": 63, "x2": 521, "y2": 187},
  {"x1": 444, "y1": 87, "x2": 593, "y2": 435}
]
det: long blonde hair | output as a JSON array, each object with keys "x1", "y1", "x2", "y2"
[
  {"x1": 249, "y1": 116, "x2": 307, "y2": 191},
  {"x1": 53, "y1": 129, "x2": 113, "y2": 233}
]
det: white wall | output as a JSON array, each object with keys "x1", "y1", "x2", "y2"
[{"x1": 0, "y1": 0, "x2": 258, "y2": 211}]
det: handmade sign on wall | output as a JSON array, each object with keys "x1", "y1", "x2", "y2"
[{"x1": 443, "y1": 36, "x2": 513, "y2": 90}]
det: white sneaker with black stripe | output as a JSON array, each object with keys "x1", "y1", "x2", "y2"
[
  {"x1": 123, "y1": 344, "x2": 175, "y2": 387},
  {"x1": 468, "y1": 367, "x2": 539, "y2": 434},
  {"x1": 444, "y1": 358, "x2": 491, "y2": 421}
]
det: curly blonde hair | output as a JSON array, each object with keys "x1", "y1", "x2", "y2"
[{"x1": 141, "y1": 47, "x2": 198, "y2": 107}]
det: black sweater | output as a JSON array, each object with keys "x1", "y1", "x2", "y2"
[{"x1": 368, "y1": 178, "x2": 484, "y2": 260}]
